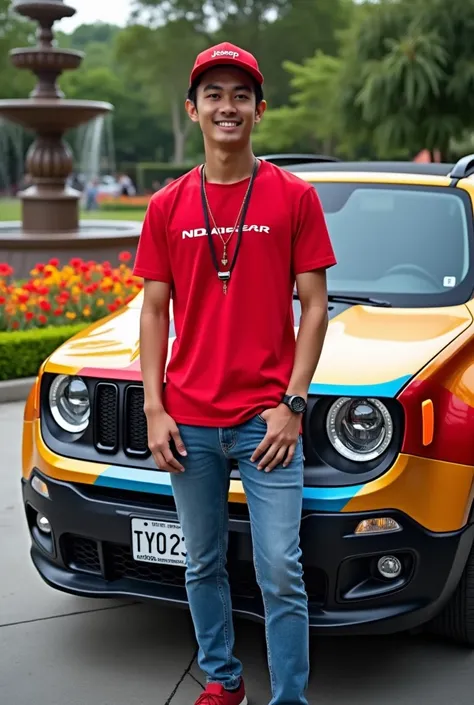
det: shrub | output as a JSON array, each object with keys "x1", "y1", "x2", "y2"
[
  {"x1": 0, "y1": 252, "x2": 143, "y2": 332},
  {"x1": 0, "y1": 323, "x2": 89, "y2": 381}
]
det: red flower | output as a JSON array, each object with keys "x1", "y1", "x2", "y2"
[
  {"x1": 53, "y1": 307, "x2": 63, "y2": 316},
  {"x1": 70, "y1": 257, "x2": 82, "y2": 268},
  {"x1": 119, "y1": 251, "x2": 132, "y2": 263},
  {"x1": 38, "y1": 314, "x2": 47, "y2": 325},
  {"x1": 17, "y1": 293, "x2": 29, "y2": 304},
  {"x1": 0, "y1": 263, "x2": 13, "y2": 277},
  {"x1": 12, "y1": 320, "x2": 20, "y2": 329},
  {"x1": 39, "y1": 300, "x2": 51, "y2": 312},
  {"x1": 36, "y1": 263, "x2": 45, "y2": 272},
  {"x1": 25, "y1": 311, "x2": 34, "y2": 321},
  {"x1": 37, "y1": 285, "x2": 50, "y2": 296},
  {"x1": 0, "y1": 296, "x2": 5, "y2": 305},
  {"x1": 48, "y1": 258, "x2": 60, "y2": 267},
  {"x1": 107, "y1": 303, "x2": 118, "y2": 313}
]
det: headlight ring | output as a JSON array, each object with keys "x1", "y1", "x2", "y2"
[
  {"x1": 326, "y1": 396, "x2": 393, "y2": 462},
  {"x1": 49, "y1": 375, "x2": 90, "y2": 433}
]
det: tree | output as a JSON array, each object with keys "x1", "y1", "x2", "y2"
[
  {"x1": 339, "y1": 0, "x2": 474, "y2": 160},
  {"x1": 252, "y1": 51, "x2": 343, "y2": 155},
  {"x1": 132, "y1": 0, "x2": 288, "y2": 33},
  {"x1": 0, "y1": 0, "x2": 35, "y2": 99},
  {"x1": 115, "y1": 19, "x2": 207, "y2": 163}
]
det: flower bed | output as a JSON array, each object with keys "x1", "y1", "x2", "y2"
[
  {"x1": 98, "y1": 195, "x2": 151, "y2": 211},
  {"x1": 0, "y1": 252, "x2": 143, "y2": 332},
  {"x1": 0, "y1": 252, "x2": 144, "y2": 381}
]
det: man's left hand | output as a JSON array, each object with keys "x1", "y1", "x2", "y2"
[{"x1": 251, "y1": 404, "x2": 302, "y2": 472}]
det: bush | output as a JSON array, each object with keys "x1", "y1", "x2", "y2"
[{"x1": 0, "y1": 323, "x2": 89, "y2": 381}]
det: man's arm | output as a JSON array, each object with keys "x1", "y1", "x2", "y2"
[
  {"x1": 140, "y1": 279, "x2": 187, "y2": 472},
  {"x1": 286, "y1": 268, "x2": 329, "y2": 399}
]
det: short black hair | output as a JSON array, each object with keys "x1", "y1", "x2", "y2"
[{"x1": 187, "y1": 70, "x2": 264, "y2": 107}]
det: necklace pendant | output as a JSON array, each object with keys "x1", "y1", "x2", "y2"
[{"x1": 221, "y1": 245, "x2": 228, "y2": 267}]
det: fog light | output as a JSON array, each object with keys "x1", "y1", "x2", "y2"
[
  {"x1": 377, "y1": 555, "x2": 402, "y2": 579},
  {"x1": 31, "y1": 476, "x2": 50, "y2": 498},
  {"x1": 355, "y1": 517, "x2": 401, "y2": 535},
  {"x1": 37, "y1": 514, "x2": 51, "y2": 534}
]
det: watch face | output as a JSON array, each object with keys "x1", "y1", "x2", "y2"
[{"x1": 290, "y1": 396, "x2": 307, "y2": 413}]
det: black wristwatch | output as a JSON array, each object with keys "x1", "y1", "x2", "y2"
[{"x1": 281, "y1": 394, "x2": 307, "y2": 414}]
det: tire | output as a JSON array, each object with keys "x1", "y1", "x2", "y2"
[{"x1": 428, "y1": 541, "x2": 474, "y2": 647}]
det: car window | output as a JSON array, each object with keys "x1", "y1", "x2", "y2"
[{"x1": 312, "y1": 182, "x2": 471, "y2": 300}]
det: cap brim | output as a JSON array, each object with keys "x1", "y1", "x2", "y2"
[{"x1": 190, "y1": 58, "x2": 264, "y2": 87}]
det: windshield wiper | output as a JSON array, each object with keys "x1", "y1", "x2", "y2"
[{"x1": 293, "y1": 292, "x2": 392, "y2": 307}]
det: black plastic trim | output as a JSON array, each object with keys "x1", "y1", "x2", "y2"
[
  {"x1": 448, "y1": 153, "x2": 474, "y2": 179},
  {"x1": 22, "y1": 472, "x2": 474, "y2": 635},
  {"x1": 93, "y1": 382, "x2": 119, "y2": 453},
  {"x1": 123, "y1": 384, "x2": 150, "y2": 459}
]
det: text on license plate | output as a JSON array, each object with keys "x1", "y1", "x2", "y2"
[{"x1": 131, "y1": 518, "x2": 187, "y2": 566}]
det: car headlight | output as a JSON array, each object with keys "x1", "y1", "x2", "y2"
[
  {"x1": 49, "y1": 375, "x2": 90, "y2": 433},
  {"x1": 326, "y1": 397, "x2": 393, "y2": 462}
]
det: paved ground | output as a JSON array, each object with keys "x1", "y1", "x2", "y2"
[{"x1": 2, "y1": 400, "x2": 474, "y2": 704}]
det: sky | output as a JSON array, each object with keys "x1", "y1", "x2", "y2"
[{"x1": 56, "y1": 0, "x2": 134, "y2": 33}]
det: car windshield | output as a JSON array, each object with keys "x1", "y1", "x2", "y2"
[{"x1": 312, "y1": 182, "x2": 473, "y2": 305}]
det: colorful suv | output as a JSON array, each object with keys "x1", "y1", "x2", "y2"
[{"x1": 22, "y1": 154, "x2": 474, "y2": 646}]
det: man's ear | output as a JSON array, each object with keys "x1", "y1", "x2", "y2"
[
  {"x1": 255, "y1": 99, "x2": 267, "y2": 124},
  {"x1": 185, "y1": 98, "x2": 199, "y2": 122}
]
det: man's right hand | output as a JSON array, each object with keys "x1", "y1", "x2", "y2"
[{"x1": 145, "y1": 407, "x2": 187, "y2": 473}]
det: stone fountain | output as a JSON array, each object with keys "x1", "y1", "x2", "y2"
[{"x1": 0, "y1": 0, "x2": 141, "y2": 277}]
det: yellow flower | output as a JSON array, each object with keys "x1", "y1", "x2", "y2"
[
  {"x1": 66, "y1": 311, "x2": 76, "y2": 320},
  {"x1": 19, "y1": 303, "x2": 27, "y2": 312},
  {"x1": 83, "y1": 306, "x2": 91, "y2": 317},
  {"x1": 71, "y1": 285, "x2": 82, "y2": 296},
  {"x1": 113, "y1": 282, "x2": 123, "y2": 295},
  {"x1": 101, "y1": 276, "x2": 114, "y2": 289},
  {"x1": 96, "y1": 298, "x2": 105, "y2": 306}
]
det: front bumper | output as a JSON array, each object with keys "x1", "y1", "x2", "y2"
[{"x1": 23, "y1": 469, "x2": 474, "y2": 635}]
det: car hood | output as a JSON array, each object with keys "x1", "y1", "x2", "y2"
[{"x1": 44, "y1": 301, "x2": 473, "y2": 398}]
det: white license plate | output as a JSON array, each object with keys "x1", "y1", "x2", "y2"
[{"x1": 131, "y1": 518, "x2": 187, "y2": 566}]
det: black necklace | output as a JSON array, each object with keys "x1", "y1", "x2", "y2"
[{"x1": 200, "y1": 158, "x2": 259, "y2": 294}]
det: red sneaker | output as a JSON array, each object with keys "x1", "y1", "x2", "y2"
[{"x1": 195, "y1": 681, "x2": 247, "y2": 705}]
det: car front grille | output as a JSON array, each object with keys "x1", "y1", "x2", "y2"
[{"x1": 93, "y1": 382, "x2": 149, "y2": 457}]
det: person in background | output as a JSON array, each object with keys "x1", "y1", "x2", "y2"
[
  {"x1": 133, "y1": 42, "x2": 336, "y2": 705},
  {"x1": 84, "y1": 177, "x2": 99, "y2": 210}
]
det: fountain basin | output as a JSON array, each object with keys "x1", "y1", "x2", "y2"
[
  {"x1": 11, "y1": 48, "x2": 84, "y2": 73},
  {"x1": 0, "y1": 220, "x2": 142, "y2": 278},
  {"x1": 14, "y1": 0, "x2": 75, "y2": 22},
  {"x1": 0, "y1": 99, "x2": 112, "y2": 133}
]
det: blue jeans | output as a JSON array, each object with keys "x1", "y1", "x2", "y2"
[{"x1": 170, "y1": 414, "x2": 309, "y2": 705}]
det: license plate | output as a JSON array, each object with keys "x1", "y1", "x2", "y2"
[{"x1": 131, "y1": 518, "x2": 187, "y2": 566}]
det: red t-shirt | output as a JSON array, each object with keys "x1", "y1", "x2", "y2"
[{"x1": 133, "y1": 160, "x2": 336, "y2": 427}]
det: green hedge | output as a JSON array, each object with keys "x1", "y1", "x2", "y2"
[
  {"x1": 0, "y1": 323, "x2": 89, "y2": 381},
  {"x1": 99, "y1": 202, "x2": 147, "y2": 211}
]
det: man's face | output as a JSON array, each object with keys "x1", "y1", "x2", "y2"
[{"x1": 185, "y1": 66, "x2": 266, "y2": 149}]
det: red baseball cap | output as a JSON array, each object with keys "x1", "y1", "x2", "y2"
[{"x1": 189, "y1": 42, "x2": 264, "y2": 88}]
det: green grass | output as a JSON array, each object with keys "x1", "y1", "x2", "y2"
[{"x1": 0, "y1": 198, "x2": 146, "y2": 222}]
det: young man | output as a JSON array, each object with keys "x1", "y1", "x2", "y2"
[{"x1": 133, "y1": 42, "x2": 336, "y2": 705}]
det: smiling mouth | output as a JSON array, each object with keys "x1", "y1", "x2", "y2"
[{"x1": 214, "y1": 120, "x2": 242, "y2": 128}]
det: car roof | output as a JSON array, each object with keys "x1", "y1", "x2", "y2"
[{"x1": 283, "y1": 160, "x2": 455, "y2": 176}]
